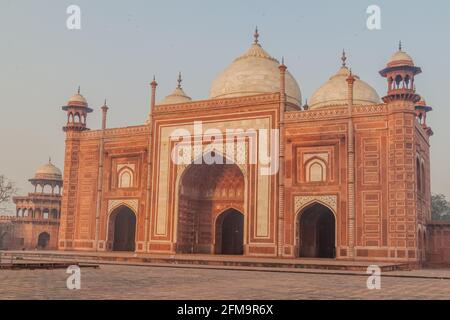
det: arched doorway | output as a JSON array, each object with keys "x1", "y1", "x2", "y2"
[
  {"x1": 176, "y1": 159, "x2": 245, "y2": 254},
  {"x1": 37, "y1": 232, "x2": 50, "y2": 249},
  {"x1": 109, "y1": 206, "x2": 136, "y2": 252},
  {"x1": 298, "y1": 203, "x2": 336, "y2": 258},
  {"x1": 0, "y1": 232, "x2": 9, "y2": 249},
  {"x1": 215, "y1": 209, "x2": 244, "y2": 255}
]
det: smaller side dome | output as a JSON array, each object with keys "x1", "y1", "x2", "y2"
[
  {"x1": 33, "y1": 159, "x2": 62, "y2": 181},
  {"x1": 309, "y1": 52, "x2": 380, "y2": 109},
  {"x1": 158, "y1": 73, "x2": 192, "y2": 105},
  {"x1": 67, "y1": 87, "x2": 88, "y2": 107}
]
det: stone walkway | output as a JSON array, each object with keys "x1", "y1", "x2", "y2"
[{"x1": 0, "y1": 264, "x2": 449, "y2": 300}]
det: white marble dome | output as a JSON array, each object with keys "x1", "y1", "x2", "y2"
[
  {"x1": 33, "y1": 160, "x2": 62, "y2": 181},
  {"x1": 209, "y1": 38, "x2": 302, "y2": 106},
  {"x1": 309, "y1": 65, "x2": 380, "y2": 110}
]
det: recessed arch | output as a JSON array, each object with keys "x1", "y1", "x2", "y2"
[
  {"x1": 214, "y1": 208, "x2": 245, "y2": 255},
  {"x1": 37, "y1": 232, "x2": 50, "y2": 249},
  {"x1": 421, "y1": 160, "x2": 426, "y2": 195},
  {"x1": 295, "y1": 202, "x2": 336, "y2": 258},
  {"x1": 305, "y1": 157, "x2": 327, "y2": 182},
  {"x1": 118, "y1": 167, "x2": 134, "y2": 188},
  {"x1": 416, "y1": 157, "x2": 422, "y2": 192},
  {"x1": 107, "y1": 205, "x2": 137, "y2": 252}
]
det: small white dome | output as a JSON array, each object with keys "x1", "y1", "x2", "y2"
[
  {"x1": 309, "y1": 66, "x2": 380, "y2": 109},
  {"x1": 209, "y1": 34, "x2": 301, "y2": 106},
  {"x1": 158, "y1": 73, "x2": 192, "y2": 105},
  {"x1": 158, "y1": 87, "x2": 192, "y2": 105},
  {"x1": 388, "y1": 50, "x2": 414, "y2": 67},
  {"x1": 67, "y1": 88, "x2": 88, "y2": 107}
]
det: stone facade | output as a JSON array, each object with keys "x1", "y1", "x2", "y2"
[{"x1": 56, "y1": 35, "x2": 437, "y2": 264}]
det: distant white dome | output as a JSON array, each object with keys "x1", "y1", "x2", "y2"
[
  {"x1": 309, "y1": 66, "x2": 380, "y2": 109},
  {"x1": 33, "y1": 160, "x2": 62, "y2": 181},
  {"x1": 209, "y1": 34, "x2": 301, "y2": 106}
]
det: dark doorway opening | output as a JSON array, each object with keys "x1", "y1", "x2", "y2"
[
  {"x1": 111, "y1": 206, "x2": 136, "y2": 252},
  {"x1": 298, "y1": 203, "x2": 335, "y2": 258},
  {"x1": 37, "y1": 232, "x2": 50, "y2": 249},
  {"x1": 216, "y1": 209, "x2": 244, "y2": 255}
]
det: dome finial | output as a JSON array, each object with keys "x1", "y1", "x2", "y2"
[
  {"x1": 341, "y1": 49, "x2": 347, "y2": 67},
  {"x1": 253, "y1": 26, "x2": 259, "y2": 45},
  {"x1": 399, "y1": 40, "x2": 402, "y2": 51},
  {"x1": 49, "y1": 157, "x2": 52, "y2": 164},
  {"x1": 177, "y1": 72, "x2": 182, "y2": 89},
  {"x1": 77, "y1": 86, "x2": 81, "y2": 94}
]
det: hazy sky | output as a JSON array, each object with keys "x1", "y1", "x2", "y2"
[{"x1": 1, "y1": 0, "x2": 449, "y2": 212}]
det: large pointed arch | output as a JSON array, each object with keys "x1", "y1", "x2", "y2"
[{"x1": 174, "y1": 151, "x2": 246, "y2": 254}]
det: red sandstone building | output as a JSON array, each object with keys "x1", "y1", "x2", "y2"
[
  {"x1": 57, "y1": 32, "x2": 435, "y2": 264},
  {"x1": 0, "y1": 160, "x2": 62, "y2": 250}
]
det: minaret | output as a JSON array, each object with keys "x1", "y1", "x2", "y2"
[
  {"x1": 146, "y1": 76, "x2": 158, "y2": 124},
  {"x1": 94, "y1": 99, "x2": 109, "y2": 250},
  {"x1": 59, "y1": 87, "x2": 92, "y2": 250},
  {"x1": 380, "y1": 43, "x2": 423, "y2": 262},
  {"x1": 145, "y1": 76, "x2": 157, "y2": 250},
  {"x1": 62, "y1": 87, "x2": 93, "y2": 132},
  {"x1": 346, "y1": 65, "x2": 356, "y2": 259},
  {"x1": 278, "y1": 56, "x2": 287, "y2": 257},
  {"x1": 379, "y1": 42, "x2": 422, "y2": 104}
]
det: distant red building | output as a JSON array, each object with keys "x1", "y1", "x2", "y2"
[{"x1": 0, "y1": 160, "x2": 62, "y2": 250}]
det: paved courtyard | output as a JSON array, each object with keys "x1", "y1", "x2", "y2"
[{"x1": 0, "y1": 264, "x2": 449, "y2": 299}]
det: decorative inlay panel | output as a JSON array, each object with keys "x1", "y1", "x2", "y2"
[
  {"x1": 108, "y1": 199, "x2": 139, "y2": 214},
  {"x1": 294, "y1": 195, "x2": 337, "y2": 213}
]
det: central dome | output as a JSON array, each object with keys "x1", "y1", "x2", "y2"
[{"x1": 209, "y1": 31, "x2": 302, "y2": 106}]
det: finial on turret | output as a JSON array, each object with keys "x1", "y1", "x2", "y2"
[
  {"x1": 399, "y1": 40, "x2": 402, "y2": 51},
  {"x1": 341, "y1": 49, "x2": 347, "y2": 67},
  {"x1": 77, "y1": 86, "x2": 81, "y2": 94},
  {"x1": 254, "y1": 26, "x2": 259, "y2": 45},
  {"x1": 177, "y1": 72, "x2": 182, "y2": 89},
  {"x1": 281, "y1": 56, "x2": 285, "y2": 65},
  {"x1": 49, "y1": 157, "x2": 52, "y2": 164}
]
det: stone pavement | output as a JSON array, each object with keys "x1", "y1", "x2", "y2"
[{"x1": 0, "y1": 264, "x2": 449, "y2": 300}]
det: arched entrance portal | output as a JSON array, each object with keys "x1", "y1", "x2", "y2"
[
  {"x1": 176, "y1": 160, "x2": 245, "y2": 254},
  {"x1": 215, "y1": 209, "x2": 244, "y2": 255},
  {"x1": 109, "y1": 206, "x2": 136, "y2": 252},
  {"x1": 298, "y1": 203, "x2": 336, "y2": 258},
  {"x1": 37, "y1": 232, "x2": 50, "y2": 249}
]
